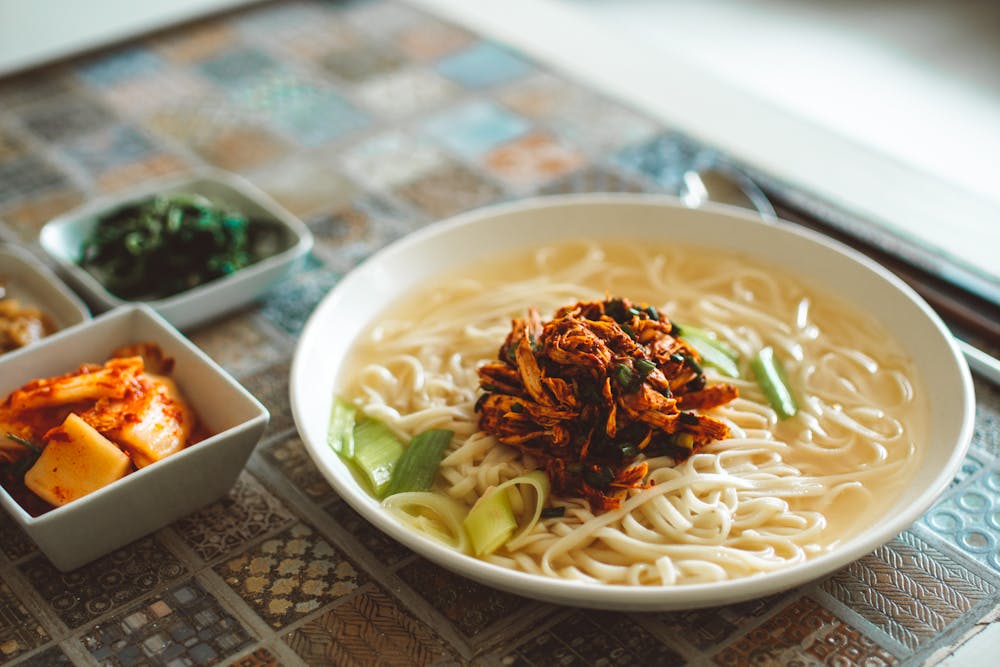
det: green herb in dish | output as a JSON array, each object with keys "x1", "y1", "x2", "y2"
[{"x1": 78, "y1": 193, "x2": 282, "y2": 300}]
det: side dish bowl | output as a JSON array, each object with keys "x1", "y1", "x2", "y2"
[
  {"x1": 39, "y1": 168, "x2": 313, "y2": 330},
  {"x1": 0, "y1": 244, "x2": 90, "y2": 357},
  {"x1": 0, "y1": 304, "x2": 269, "y2": 570},
  {"x1": 290, "y1": 195, "x2": 975, "y2": 610}
]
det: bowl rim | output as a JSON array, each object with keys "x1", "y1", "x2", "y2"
[
  {"x1": 0, "y1": 303, "x2": 269, "y2": 528},
  {"x1": 290, "y1": 192, "x2": 975, "y2": 610},
  {"x1": 37, "y1": 167, "x2": 313, "y2": 310},
  {"x1": 0, "y1": 243, "x2": 90, "y2": 338}
]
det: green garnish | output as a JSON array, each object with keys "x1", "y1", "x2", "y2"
[{"x1": 78, "y1": 192, "x2": 283, "y2": 300}]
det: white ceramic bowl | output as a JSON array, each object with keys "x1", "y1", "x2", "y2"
[
  {"x1": 290, "y1": 195, "x2": 974, "y2": 610},
  {"x1": 39, "y1": 168, "x2": 313, "y2": 330},
  {"x1": 0, "y1": 304, "x2": 269, "y2": 570},
  {"x1": 0, "y1": 244, "x2": 90, "y2": 357}
]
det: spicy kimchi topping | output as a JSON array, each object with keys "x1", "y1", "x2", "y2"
[{"x1": 476, "y1": 297, "x2": 738, "y2": 512}]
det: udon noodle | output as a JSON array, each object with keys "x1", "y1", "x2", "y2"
[{"x1": 338, "y1": 241, "x2": 925, "y2": 585}]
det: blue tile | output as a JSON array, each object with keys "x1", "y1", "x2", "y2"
[
  {"x1": 198, "y1": 48, "x2": 281, "y2": 87},
  {"x1": 77, "y1": 48, "x2": 163, "y2": 87},
  {"x1": 921, "y1": 464, "x2": 1000, "y2": 572},
  {"x1": 423, "y1": 101, "x2": 530, "y2": 158},
  {"x1": 612, "y1": 131, "x2": 705, "y2": 192},
  {"x1": 274, "y1": 89, "x2": 371, "y2": 147},
  {"x1": 435, "y1": 41, "x2": 532, "y2": 89}
]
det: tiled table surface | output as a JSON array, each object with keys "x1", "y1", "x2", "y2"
[{"x1": 0, "y1": 1, "x2": 998, "y2": 665}]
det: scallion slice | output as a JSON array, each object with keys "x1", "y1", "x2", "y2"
[
  {"x1": 463, "y1": 470, "x2": 550, "y2": 556},
  {"x1": 384, "y1": 429, "x2": 454, "y2": 497},
  {"x1": 751, "y1": 346, "x2": 798, "y2": 420},
  {"x1": 352, "y1": 419, "x2": 405, "y2": 498},
  {"x1": 327, "y1": 397, "x2": 357, "y2": 458}
]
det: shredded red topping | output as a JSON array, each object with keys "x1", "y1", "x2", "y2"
[{"x1": 476, "y1": 297, "x2": 738, "y2": 512}]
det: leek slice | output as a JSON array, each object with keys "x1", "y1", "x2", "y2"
[
  {"x1": 327, "y1": 397, "x2": 357, "y2": 457},
  {"x1": 384, "y1": 429, "x2": 453, "y2": 497},
  {"x1": 752, "y1": 346, "x2": 798, "y2": 420},
  {"x1": 382, "y1": 492, "x2": 469, "y2": 552},
  {"x1": 352, "y1": 419, "x2": 404, "y2": 497},
  {"x1": 464, "y1": 470, "x2": 550, "y2": 557},
  {"x1": 678, "y1": 324, "x2": 740, "y2": 378}
]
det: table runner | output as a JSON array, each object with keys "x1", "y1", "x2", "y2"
[{"x1": 0, "y1": 1, "x2": 996, "y2": 665}]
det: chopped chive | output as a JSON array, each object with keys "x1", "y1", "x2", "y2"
[
  {"x1": 384, "y1": 429, "x2": 454, "y2": 497},
  {"x1": 541, "y1": 506, "x2": 566, "y2": 518}
]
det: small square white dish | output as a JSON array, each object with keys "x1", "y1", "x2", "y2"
[
  {"x1": 0, "y1": 304, "x2": 269, "y2": 570},
  {"x1": 38, "y1": 168, "x2": 313, "y2": 330},
  {"x1": 1, "y1": 244, "x2": 90, "y2": 356}
]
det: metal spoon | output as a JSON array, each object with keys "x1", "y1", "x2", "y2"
[{"x1": 681, "y1": 167, "x2": 1000, "y2": 386}]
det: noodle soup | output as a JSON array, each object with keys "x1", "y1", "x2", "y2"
[{"x1": 336, "y1": 240, "x2": 926, "y2": 586}]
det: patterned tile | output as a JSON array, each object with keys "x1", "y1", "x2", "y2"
[
  {"x1": 502, "y1": 610, "x2": 684, "y2": 666},
  {"x1": 713, "y1": 596, "x2": 896, "y2": 666},
  {"x1": 342, "y1": 1, "x2": 426, "y2": 39},
  {"x1": 20, "y1": 535, "x2": 188, "y2": 629},
  {"x1": 240, "y1": 360, "x2": 295, "y2": 440},
  {"x1": 18, "y1": 95, "x2": 115, "y2": 143},
  {"x1": 651, "y1": 594, "x2": 787, "y2": 651},
  {"x1": 193, "y1": 125, "x2": 293, "y2": 172},
  {"x1": 61, "y1": 125, "x2": 157, "y2": 175},
  {"x1": 284, "y1": 585, "x2": 455, "y2": 666},
  {"x1": 14, "y1": 645, "x2": 73, "y2": 666},
  {"x1": 77, "y1": 47, "x2": 164, "y2": 88},
  {"x1": 216, "y1": 522, "x2": 366, "y2": 629},
  {"x1": 948, "y1": 449, "x2": 990, "y2": 489},
  {"x1": 394, "y1": 161, "x2": 504, "y2": 219},
  {"x1": 172, "y1": 473, "x2": 297, "y2": 563},
  {"x1": 0, "y1": 580, "x2": 49, "y2": 664},
  {"x1": 95, "y1": 153, "x2": 190, "y2": 194},
  {"x1": 341, "y1": 131, "x2": 448, "y2": 190},
  {"x1": 971, "y1": 380, "x2": 1000, "y2": 457},
  {"x1": 396, "y1": 559, "x2": 527, "y2": 639},
  {"x1": 435, "y1": 41, "x2": 533, "y2": 89},
  {"x1": 0, "y1": 189, "x2": 85, "y2": 243},
  {"x1": 319, "y1": 40, "x2": 405, "y2": 82},
  {"x1": 258, "y1": 267, "x2": 341, "y2": 337},
  {"x1": 197, "y1": 48, "x2": 282, "y2": 88},
  {"x1": 422, "y1": 101, "x2": 530, "y2": 159},
  {"x1": 306, "y1": 194, "x2": 416, "y2": 272},
  {"x1": 396, "y1": 19, "x2": 474, "y2": 61},
  {"x1": 0, "y1": 513, "x2": 37, "y2": 562},
  {"x1": 260, "y1": 433, "x2": 337, "y2": 505},
  {"x1": 613, "y1": 131, "x2": 706, "y2": 193},
  {"x1": 147, "y1": 95, "x2": 249, "y2": 147},
  {"x1": 226, "y1": 646, "x2": 281, "y2": 667},
  {"x1": 0, "y1": 156, "x2": 70, "y2": 206},
  {"x1": 248, "y1": 154, "x2": 359, "y2": 220},
  {"x1": 325, "y1": 498, "x2": 412, "y2": 567},
  {"x1": 0, "y1": 74, "x2": 78, "y2": 110},
  {"x1": 921, "y1": 466, "x2": 1000, "y2": 571},
  {"x1": 188, "y1": 309, "x2": 289, "y2": 377},
  {"x1": 553, "y1": 96, "x2": 661, "y2": 154},
  {"x1": 81, "y1": 579, "x2": 254, "y2": 665},
  {"x1": 498, "y1": 72, "x2": 586, "y2": 119},
  {"x1": 100, "y1": 68, "x2": 214, "y2": 117},
  {"x1": 537, "y1": 164, "x2": 648, "y2": 195},
  {"x1": 821, "y1": 530, "x2": 997, "y2": 651},
  {"x1": 483, "y1": 131, "x2": 586, "y2": 189},
  {"x1": 261, "y1": 85, "x2": 370, "y2": 148},
  {"x1": 354, "y1": 66, "x2": 460, "y2": 119}
]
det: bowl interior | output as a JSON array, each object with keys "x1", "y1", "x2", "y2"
[
  {"x1": 291, "y1": 195, "x2": 974, "y2": 610},
  {"x1": 0, "y1": 245, "x2": 89, "y2": 336},
  {"x1": 0, "y1": 305, "x2": 268, "y2": 526}
]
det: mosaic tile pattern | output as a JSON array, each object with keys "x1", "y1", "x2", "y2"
[
  {"x1": 20, "y1": 536, "x2": 187, "y2": 629},
  {"x1": 80, "y1": 579, "x2": 254, "y2": 665},
  {"x1": 0, "y1": 1, "x2": 997, "y2": 665},
  {"x1": 216, "y1": 523, "x2": 366, "y2": 629}
]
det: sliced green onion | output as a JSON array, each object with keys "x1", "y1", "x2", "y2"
[
  {"x1": 677, "y1": 323, "x2": 740, "y2": 378},
  {"x1": 382, "y1": 491, "x2": 470, "y2": 553},
  {"x1": 327, "y1": 397, "x2": 357, "y2": 458},
  {"x1": 352, "y1": 419, "x2": 404, "y2": 498},
  {"x1": 752, "y1": 346, "x2": 798, "y2": 420},
  {"x1": 464, "y1": 470, "x2": 550, "y2": 556},
  {"x1": 384, "y1": 429, "x2": 454, "y2": 497}
]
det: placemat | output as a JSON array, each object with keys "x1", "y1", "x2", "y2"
[{"x1": 0, "y1": 1, "x2": 996, "y2": 665}]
